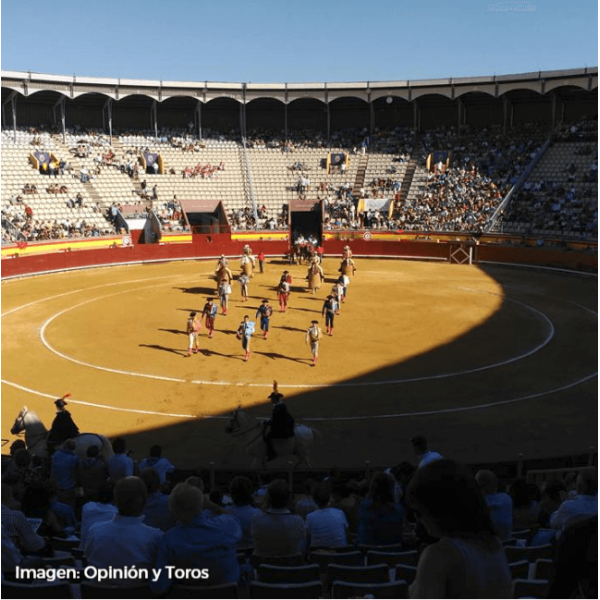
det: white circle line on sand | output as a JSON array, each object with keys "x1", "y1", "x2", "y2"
[
  {"x1": 1, "y1": 274, "x2": 179, "y2": 319},
  {"x1": 3, "y1": 369, "x2": 597, "y2": 422},
  {"x1": 1, "y1": 379, "x2": 197, "y2": 419},
  {"x1": 38, "y1": 282, "x2": 556, "y2": 389},
  {"x1": 298, "y1": 370, "x2": 599, "y2": 420},
  {"x1": 39, "y1": 283, "x2": 189, "y2": 384}
]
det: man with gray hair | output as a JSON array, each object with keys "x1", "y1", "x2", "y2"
[
  {"x1": 85, "y1": 476, "x2": 163, "y2": 578},
  {"x1": 152, "y1": 483, "x2": 241, "y2": 592},
  {"x1": 251, "y1": 479, "x2": 305, "y2": 558},
  {"x1": 550, "y1": 467, "x2": 598, "y2": 538},
  {"x1": 475, "y1": 469, "x2": 513, "y2": 541}
]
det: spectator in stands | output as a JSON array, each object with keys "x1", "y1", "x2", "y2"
[
  {"x1": 407, "y1": 459, "x2": 512, "y2": 598},
  {"x1": 509, "y1": 478, "x2": 541, "y2": 531},
  {"x1": 411, "y1": 435, "x2": 443, "y2": 468},
  {"x1": 475, "y1": 469, "x2": 513, "y2": 541},
  {"x1": 80, "y1": 482, "x2": 118, "y2": 547},
  {"x1": 138, "y1": 445, "x2": 175, "y2": 485},
  {"x1": 106, "y1": 437, "x2": 134, "y2": 482},
  {"x1": 226, "y1": 475, "x2": 261, "y2": 548},
  {"x1": 330, "y1": 480, "x2": 361, "y2": 534},
  {"x1": 1, "y1": 484, "x2": 46, "y2": 555},
  {"x1": 305, "y1": 481, "x2": 349, "y2": 549},
  {"x1": 538, "y1": 479, "x2": 566, "y2": 527},
  {"x1": 356, "y1": 471, "x2": 404, "y2": 546},
  {"x1": 2, "y1": 527, "x2": 23, "y2": 575},
  {"x1": 1, "y1": 449, "x2": 39, "y2": 500},
  {"x1": 139, "y1": 468, "x2": 175, "y2": 532},
  {"x1": 294, "y1": 478, "x2": 318, "y2": 519},
  {"x1": 152, "y1": 483, "x2": 241, "y2": 591},
  {"x1": 50, "y1": 439, "x2": 80, "y2": 503},
  {"x1": 251, "y1": 479, "x2": 305, "y2": 558},
  {"x1": 85, "y1": 476, "x2": 163, "y2": 580},
  {"x1": 548, "y1": 514, "x2": 598, "y2": 599},
  {"x1": 550, "y1": 467, "x2": 598, "y2": 538},
  {"x1": 20, "y1": 481, "x2": 63, "y2": 539},
  {"x1": 80, "y1": 165, "x2": 88, "y2": 183},
  {"x1": 45, "y1": 479, "x2": 77, "y2": 534},
  {"x1": 78, "y1": 445, "x2": 108, "y2": 502}
]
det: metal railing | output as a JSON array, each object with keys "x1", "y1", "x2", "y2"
[
  {"x1": 484, "y1": 134, "x2": 552, "y2": 234},
  {"x1": 1, "y1": 217, "x2": 26, "y2": 242},
  {"x1": 240, "y1": 137, "x2": 260, "y2": 227}
]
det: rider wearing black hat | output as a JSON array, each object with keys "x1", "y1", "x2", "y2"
[
  {"x1": 47, "y1": 394, "x2": 79, "y2": 451},
  {"x1": 264, "y1": 381, "x2": 295, "y2": 461}
]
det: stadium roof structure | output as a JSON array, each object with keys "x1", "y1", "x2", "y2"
[{"x1": 1, "y1": 67, "x2": 597, "y2": 104}]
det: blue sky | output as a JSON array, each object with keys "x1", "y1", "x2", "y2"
[{"x1": 1, "y1": 0, "x2": 597, "y2": 83}]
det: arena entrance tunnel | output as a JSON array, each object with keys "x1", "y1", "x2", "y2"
[
  {"x1": 290, "y1": 199, "x2": 322, "y2": 244},
  {"x1": 1, "y1": 257, "x2": 597, "y2": 471}
]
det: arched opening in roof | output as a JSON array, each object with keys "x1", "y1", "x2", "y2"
[
  {"x1": 66, "y1": 92, "x2": 110, "y2": 130},
  {"x1": 287, "y1": 97, "x2": 327, "y2": 136},
  {"x1": 504, "y1": 89, "x2": 551, "y2": 127},
  {"x1": 157, "y1": 96, "x2": 200, "y2": 132},
  {"x1": 417, "y1": 94, "x2": 458, "y2": 130},
  {"x1": 203, "y1": 97, "x2": 242, "y2": 137},
  {"x1": 112, "y1": 94, "x2": 155, "y2": 132},
  {"x1": 329, "y1": 96, "x2": 369, "y2": 133},
  {"x1": 372, "y1": 95, "x2": 413, "y2": 130},
  {"x1": 246, "y1": 97, "x2": 285, "y2": 135},
  {"x1": 552, "y1": 85, "x2": 598, "y2": 123},
  {"x1": 459, "y1": 91, "x2": 503, "y2": 128},
  {"x1": 1, "y1": 89, "x2": 66, "y2": 128}
]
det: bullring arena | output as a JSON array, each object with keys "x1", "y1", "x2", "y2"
[
  {"x1": 2, "y1": 254, "x2": 597, "y2": 470},
  {"x1": 1, "y1": 67, "x2": 598, "y2": 474}
]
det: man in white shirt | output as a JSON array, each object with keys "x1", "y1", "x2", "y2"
[
  {"x1": 139, "y1": 445, "x2": 175, "y2": 485},
  {"x1": 411, "y1": 435, "x2": 443, "y2": 469},
  {"x1": 550, "y1": 467, "x2": 598, "y2": 538},
  {"x1": 305, "y1": 482, "x2": 348, "y2": 548}
]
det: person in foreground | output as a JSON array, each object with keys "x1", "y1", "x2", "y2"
[
  {"x1": 407, "y1": 459, "x2": 512, "y2": 599},
  {"x1": 152, "y1": 482, "x2": 241, "y2": 592}
]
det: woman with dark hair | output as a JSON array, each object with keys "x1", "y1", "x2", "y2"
[
  {"x1": 355, "y1": 471, "x2": 404, "y2": 546},
  {"x1": 407, "y1": 460, "x2": 511, "y2": 598},
  {"x1": 226, "y1": 476, "x2": 261, "y2": 548},
  {"x1": 509, "y1": 478, "x2": 541, "y2": 530}
]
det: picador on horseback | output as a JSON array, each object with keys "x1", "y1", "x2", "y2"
[
  {"x1": 264, "y1": 381, "x2": 295, "y2": 461},
  {"x1": 47, "y1": 395, "x2": 79, "y2": 453}
]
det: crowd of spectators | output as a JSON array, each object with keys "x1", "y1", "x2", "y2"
[
  {"x1": 1, "y1": 194, "x2": 110, "y2": 242},
  {"x1": 390, "y1": 124, "x2": 545, "y2": 233},
  {"x1": 228, "y1": 206, "x2": 288, "y2": 232},
  {"x1": 182, "y1": 161, "x2": 225, "y2": 179},
  {"x1": 155, "y1": 198, "x2": 188, "y2": 232},
  {"x1": 2, "y1": 427, "x2": 597, "y2": 597},
  {"x1": 2, "y1": 121, "x2": 598, "y2": 242},
  {"x1": 501, "y1": 118, "x2": 598, "y2": 239}
]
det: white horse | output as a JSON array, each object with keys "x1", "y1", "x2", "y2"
[
  {"x1": 225, "y1": 407, "x2": 317, "y2": 469},
  {"x1": 10, "y1": 406, "x2": 114, "y2": 460}
]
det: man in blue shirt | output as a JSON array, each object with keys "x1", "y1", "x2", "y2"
[
  {"x1": 50, "y1": 439, "x2": 80, "y2": 502},
  {"x1": 85, "y1": 476, "x2": 163, "y2": 580},
  {"x1": 152, "y1": 483, "x2": 241, "y2": 592},
  {"x1": 476, "y1": 469, "x2": 513, "y2": 541}
]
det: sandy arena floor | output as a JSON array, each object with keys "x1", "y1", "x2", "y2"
[{"x1": 1, "y1": 258, "x2": 597, "y2": 469}]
